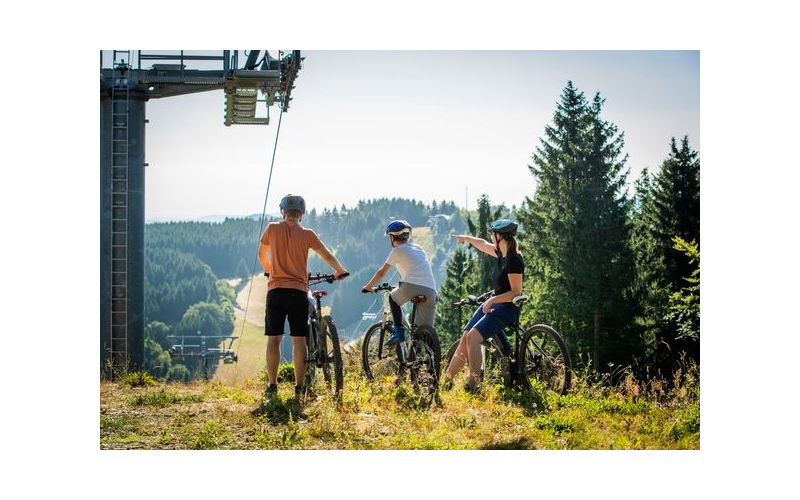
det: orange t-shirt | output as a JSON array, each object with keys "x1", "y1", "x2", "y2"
[{"x1": 260, "y1": 221, "x2": 323, "y2": 292}]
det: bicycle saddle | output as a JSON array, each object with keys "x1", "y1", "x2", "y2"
[
  {"x1": 411, "y1": 295, "x2": 427, "y2": 304},
  {"x1": 512, "y1": 295, "x2": 529, "y2": 306},
  {"x1": 311, "y1": 290, "x2": 328, "y2": 298}
]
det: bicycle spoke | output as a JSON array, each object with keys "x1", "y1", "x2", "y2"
[
  {"x1": 522, "y1": 325, "x2": 571, "y2": 395},
  {"x1": 408, "y1": 326, "x2": 441, "y2": 400},
  {"x1": 362, "y1": 322, "x2": 401, "y2": 381},
  {"x1": 305, "y1": 316, "x2": 343, "y2": 398}
]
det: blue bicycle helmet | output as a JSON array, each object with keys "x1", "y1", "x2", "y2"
[
  {"x1": 490, "y1": 219, "x2": 518, "y2": 236},
  {"x1": 279, "y1": 194, "x2": 306, "y2": 214},
  {"x1": 385, "y1": 219, "x2": 412, "y2": 237}
]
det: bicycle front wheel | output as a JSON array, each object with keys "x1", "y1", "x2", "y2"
[
  {"x1": 361, "y1": 321, "x2": 401, "y2": 381},
  {"x1": 521, "y1": 324, "x2": 572, "y2": 395}
]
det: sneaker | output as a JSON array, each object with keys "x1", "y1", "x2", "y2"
[
  {"x1": 385, "y1": 325, "x2": 406, "y2": 347},
  {"x1": 294, "y1": 385, "x2": 307, "y2": 398},
  {"x1": 264, "y1": 383, "x2": 278, "y2": 398}
]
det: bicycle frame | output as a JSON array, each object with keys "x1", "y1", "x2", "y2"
[
  {"x1": 360, "y1": 283, "x2": 441, "y2": 398},
  {"x1": 307, "y1": 292, "x2": 325, "y2": 364},
  {"x1": 452, "y1": 292, "x2": 527, "y2": 384},
  {"x1": 373, "y1": 284, "x2": 419, "y2": 362},
  {"x1": 302, "y1": 272, "x2": 348, "y2": 397},
  {"x1": 447, "y1": 291, "x2": 571, "y2": 394}
]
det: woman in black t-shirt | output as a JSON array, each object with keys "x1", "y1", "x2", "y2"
[{"x1": 443, "y1": 219, "x2": 524, "y2": 392}]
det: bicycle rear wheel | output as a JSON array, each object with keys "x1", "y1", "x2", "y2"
[
  {"x1": 408, "y1": 325, "x2": 441, "y2": 397},
  {"x1": 361, "y1": 321, "x2": 401, "y2": 381},
  {"x1": 319, "y1": 315, "x2": 344, "y2": 398},
  {"x1": 521, "y1": 324, "x2": 572, "y2": 395}
]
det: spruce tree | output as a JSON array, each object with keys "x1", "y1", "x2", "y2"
[
  {"x1": 648, "y1": 136, "x2": 700, "y2": 291},
  {"x1": 640, "y1": 136, "x2": 701, "y2": 366},
  {"x1": 517, "y1": 82, "x2": 638, "y2": 370},
  {"x1": 434, "y1": 247, "x2": 472, "y2": 347},
  {"x1": 630, "y1": 168, "x2": 667, "y2": 358}
]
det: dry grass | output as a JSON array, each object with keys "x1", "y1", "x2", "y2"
[{"x1": 101, "y1": 351, "x2": 700, "y2": 450}]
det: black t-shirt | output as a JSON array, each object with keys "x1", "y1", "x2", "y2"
[{"x1": 492, "y1": 251, "x2": 524, "y2": 295}]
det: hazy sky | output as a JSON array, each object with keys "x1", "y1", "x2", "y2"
[{"x1": 114, "y1": 50, "x2": 699, "y2": 220}]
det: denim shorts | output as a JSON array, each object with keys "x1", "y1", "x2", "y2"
[{"x1": 463, "y1": 302, "x2": 518, "y2": 340}]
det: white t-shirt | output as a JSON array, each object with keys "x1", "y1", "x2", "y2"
[{"x1": 385, "y1": 242, "x2": 436, "y2": 289}]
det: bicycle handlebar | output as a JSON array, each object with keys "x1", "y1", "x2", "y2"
[
  {"x1": 452, "y1": 290, "x2": 494, "y2": 307},
  {"x1": 362, "y1": 282, "x2": 395, "y2": 293},
  {"x1": 308, "y1": 272, "x2": 349, "y2": 285}
]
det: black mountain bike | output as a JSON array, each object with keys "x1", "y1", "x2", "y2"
[
  {"x1": 304, "y1": 272, "x2": 348, "y2": 398},
  {"x1": 445, "y1": 291, "x2": 572, "y2": 395},
  {"x1": 360, "y1": 283, "x2": 441, "y2": 398}
]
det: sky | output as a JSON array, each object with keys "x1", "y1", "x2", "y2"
[{"x1": 121, "y1": 50, "x2": 700, "y2": 220}]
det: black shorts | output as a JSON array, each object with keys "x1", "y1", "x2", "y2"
[{"x1": 265, "y1": 288, "x2": 309, "y2": 337}]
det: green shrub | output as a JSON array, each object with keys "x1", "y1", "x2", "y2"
[{"x1": 122, "y1": 370, "x2": 158, "y2": 388}]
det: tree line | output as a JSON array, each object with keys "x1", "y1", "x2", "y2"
[{"x1": 143, "y1": 246, "x2": 236, "y2": 380}]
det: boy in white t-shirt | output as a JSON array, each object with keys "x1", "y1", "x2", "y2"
[{"x1": 362, "y1": 220, "x2": 438, "y2": 346}]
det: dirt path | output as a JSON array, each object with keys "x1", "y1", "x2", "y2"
[{"x1": 234, "y1": 307, "x2": 264, "y2": 327}]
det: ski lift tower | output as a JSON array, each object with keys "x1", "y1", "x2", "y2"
[{"x1": 100, "y1": 50, "x2": 302, "y2": 378}]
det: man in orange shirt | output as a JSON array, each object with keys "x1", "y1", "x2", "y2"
[{"x1": 258, "y1": 194, "x2": 348, "y2": 399}]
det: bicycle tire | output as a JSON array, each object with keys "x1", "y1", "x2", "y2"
[
  {"x1": 408, "y1": 325, "x2": 441, "y2": 396},
  {"x1": 521, "y1": 324, "x2": 572, "y2": 395},
  {"x1": 320, "y1": 315, "x2": 344, "y2": 398},
  {"x1": 361, "y1": 321, "x2": 401, "y2": 381},
  {"x1": 304, "y1": 319, "x2": 318, "y2": 390}
]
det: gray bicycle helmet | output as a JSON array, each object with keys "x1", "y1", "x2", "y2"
[{"x1": 279, "y1": 194, "x2": 306, "y2": 214}]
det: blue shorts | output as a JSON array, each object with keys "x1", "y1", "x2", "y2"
[{"x1": 463, "y1": 302, "x2": 518, "y2": 340}]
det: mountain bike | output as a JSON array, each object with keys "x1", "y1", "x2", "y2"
[
  {"x1": 304, "y1": 272, "x2": 349, "y2": 398},
  {"x1": 444, "y1": 292, "x2": 572, "y2": 395},
  {"x1": 360, "y1": 283, "x2": 441, "y2": 398}
]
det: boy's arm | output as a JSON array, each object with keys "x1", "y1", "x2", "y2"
[{"x1": 363, "y1": 263, "x2": 392, "y2": 292}]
